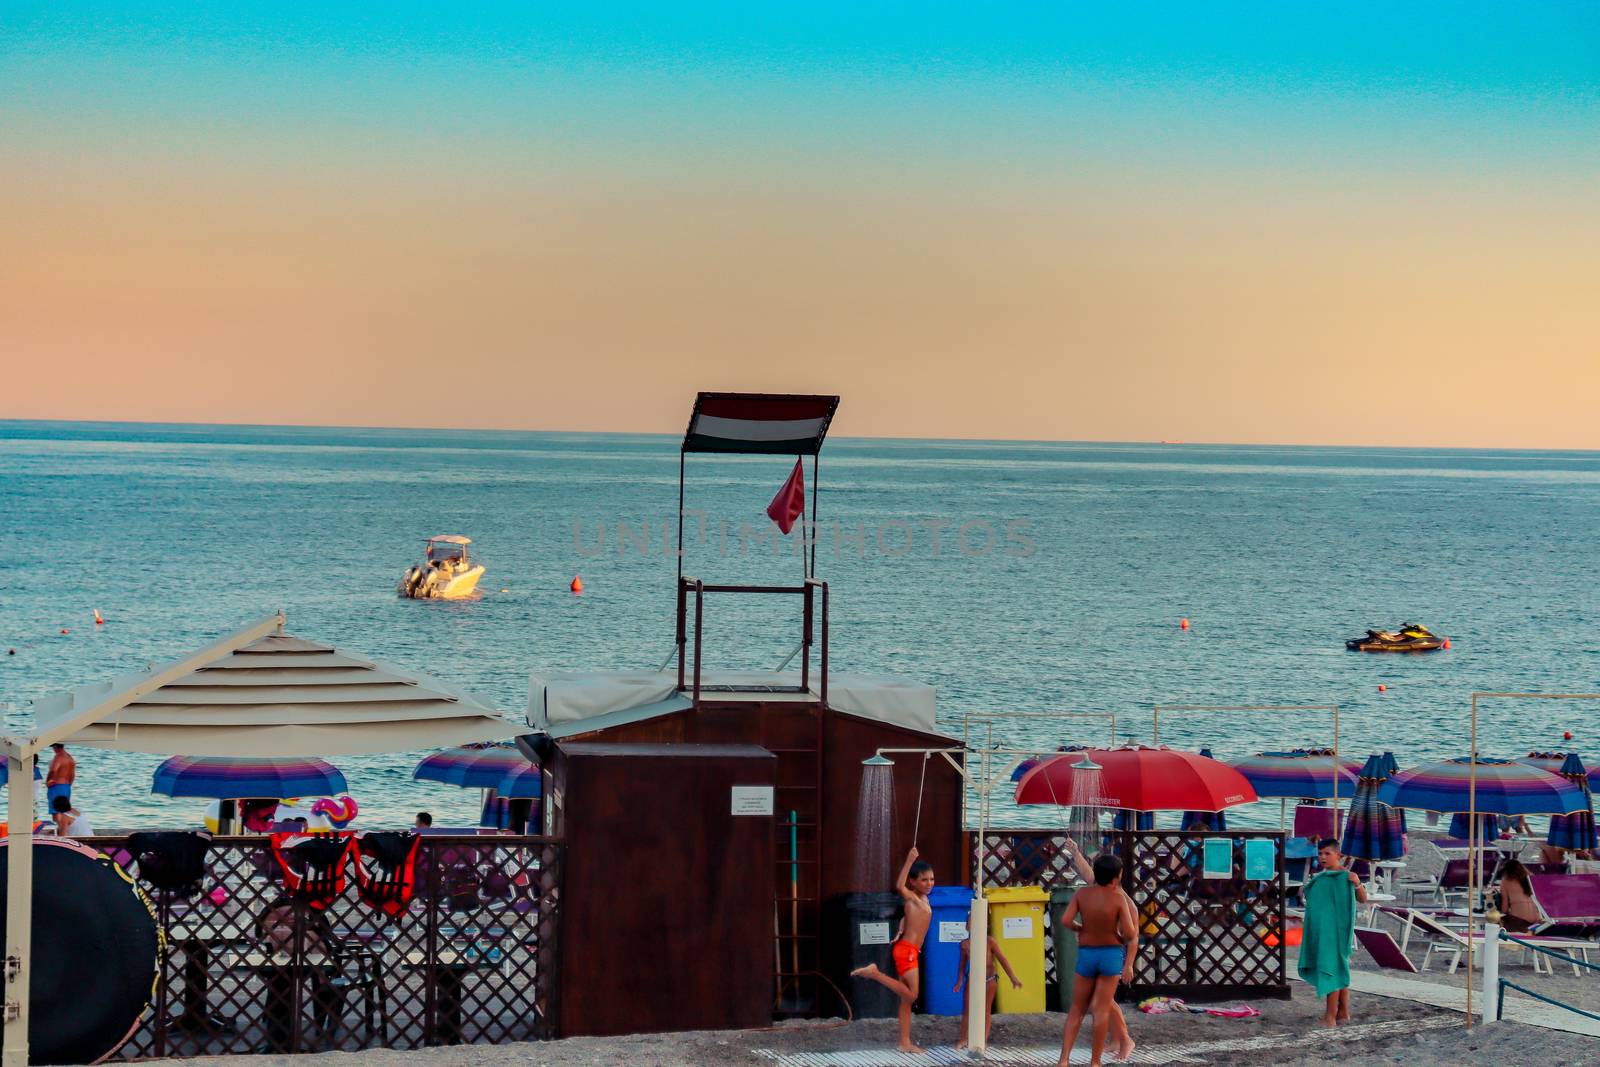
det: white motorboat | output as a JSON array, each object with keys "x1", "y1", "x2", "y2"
[{"x1": 398, "y1": 535, "x2": 485, "y2": 600}]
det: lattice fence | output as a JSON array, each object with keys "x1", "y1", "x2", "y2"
[
  {"x1": 973, "y1": 829, "x2": 1288, "y2": 1001},
  {"x1": 84, "y1": 834, "x2": 561, "y2": 1058}
]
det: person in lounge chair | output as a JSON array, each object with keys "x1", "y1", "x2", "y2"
[{"x1": 1494, "y1": 859, "x2": 1539, "y2": 933}]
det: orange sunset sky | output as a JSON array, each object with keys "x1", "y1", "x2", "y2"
[{"x1": 3, "y1": 6, "x2": 1597, "y2": 448}]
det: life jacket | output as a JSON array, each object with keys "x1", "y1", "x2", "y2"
[
  {"x1": 270, "y1": 831, "x2": 355, "y2": 910},
  {"x1": 352, "y1": 832, "x2": 421, "y2": 918}
]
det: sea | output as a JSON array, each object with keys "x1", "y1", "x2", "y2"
[{"x1": 3, "y1": 420, "x2": 1598, "y2": 830}]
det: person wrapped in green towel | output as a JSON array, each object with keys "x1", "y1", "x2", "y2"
[{"x1": 1299, "y1": 838, "x2": 1366, "y2": 1027}]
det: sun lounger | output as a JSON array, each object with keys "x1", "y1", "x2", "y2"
[
  {"x1": 1355, "y1": 926, "x2": 1420, "y2": 973},
  {"x1": 1384, "y1": 906, "x2": 1592, "y2": 976},
  {"x1": 1528, "y1": 873, "x2": 1600, "y2": 939}
]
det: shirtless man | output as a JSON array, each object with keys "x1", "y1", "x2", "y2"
[
  {"x1": 1064, "y1": 837, "x2": 1136, "y2": 1061},
  {"x1": 45, "y1": 743, "x2": 75, "y2": 811},
  {"x1": 1058, "y1": 853, "x2": 1138, "y2": 1067},
  {"x1": 851, "y1": 847, "x2": 934, "y2": 1053}
]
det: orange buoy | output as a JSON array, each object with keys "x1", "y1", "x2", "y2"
[
  {"x1": 570, "y1": 575, "x2": 583, "y2": 595},
  {"x1": 1377, "y1": 684, "x2": 1387, "y2": 693},
  {"x1": 1441, "y1": 636, "x2": 1451, "y2": 649},
  {"x1": 59, "y1": 628, "x2": 69, "y2": 635},
  {"x1": 1179, "y1": 617, "x2": 1189, "y2": 630},
  {"x1": 1564, "y1": 730, "x2": 1574, "y2": 741},
  {"x1": 94, "y1": 608, "x2": 104, "y2": 625}
]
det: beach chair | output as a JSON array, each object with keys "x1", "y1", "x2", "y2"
[
  {"x1": 1435, "y1": 855, "x2": 1496, "y2": 909},
  {"x1": 1528, "y1": 873, "x2": 1600, "y2": 940},
  {"x1": 1387, "y1": 907, "x2": 1590, "y2": 976},
  {"x1": 1355, "y1": 926, "x2": 1420, "y2": 973}
]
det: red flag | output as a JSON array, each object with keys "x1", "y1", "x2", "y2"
[{"x1": 766, "y1": 458, "x2": 805, "y2": 534}]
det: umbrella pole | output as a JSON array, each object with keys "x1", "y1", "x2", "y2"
[
  {"x1": 1279, "y1": 798, "x2": 1286, "y2": 833},
  {"x1": 4, "y1": 747, "x2": 35, "y2": 1067}
]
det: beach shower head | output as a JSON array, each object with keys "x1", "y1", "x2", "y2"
[
  {"x1": 1071, "y1": 754, "x2": 1102, "y2": 772},
  {"x1": 862, "y1": 753, "x2": 894, "y2": 767}
]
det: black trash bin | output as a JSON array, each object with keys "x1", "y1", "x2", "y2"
[{"x1": 839, "y1": 892, "x2": 901, "y2": 1019}]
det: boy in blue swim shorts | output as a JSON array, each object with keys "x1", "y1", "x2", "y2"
[{"x1": 1057, "y1": 854, "x2": 1138, "y2": 1067}]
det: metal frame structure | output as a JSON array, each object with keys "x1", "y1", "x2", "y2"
[
  {"x1": 1462, "y1": 692, "x2": 1600, "y2": 1027},
  {"x1": 1151, "y1": 704, "x2": 1344, "y2": 829}
]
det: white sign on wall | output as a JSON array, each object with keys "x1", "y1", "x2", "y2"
[
  {"x1": 859, "y1": 922, "x2": 892, "y2": 945},
  {"x1": 730, "y1": 785, "x2": 775, "y2": 816},
  {"x1": 1002, "y1": 916, "x2": 1033, "y2": 939},
  {"x1": 938, "y1": 921, "x2": 969, "y2": 943}
]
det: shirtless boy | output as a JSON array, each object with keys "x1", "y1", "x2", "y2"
[
  {"x1": 1058, "y1": 854, "x2": 1138, "y2": 1067},
  {"x1": 851, "y1": 847, "x2": 934, "y2": 1053}
]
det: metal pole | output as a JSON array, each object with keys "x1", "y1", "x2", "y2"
[
  {"x1": 4, "y1": 746, "x2": 36, "y2": 1067},
  {"x1": 1466, "y1": 693, "x2": 1477, "y2": 1027},
  {"x1": 967, "y1": 732, "x2": 991, "y2": 1053},
  {"x1": 676, "y1": 451, "x2": 685, "y2": 586},
  {"x1": 1332, "y1": 705, "x2": 1341, "y2": 838},
  {"x1": 808, "y1": 453, "x2": 819, "y2": 579}
]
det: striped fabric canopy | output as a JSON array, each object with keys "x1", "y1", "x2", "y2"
[
  {"x1": 32, "y1": 619, "x2": 517, "y2": 757},
  {"x1": 1518, "y1": 751, "x2": 1600, "y2": 792},
  {"x1": 153, "y1": 755, "x2": 346, "y2": 800},
  {"x1": 1341, "y1": 754, "x2": 1407, "y2": 860},
  {"x1": 682, "y1": 392, "x2": 840, "y2": 455},
  {"x1": 414, "y1": 742, "x2": 529, "y2": 789},
  {"x1": 1378, "y1": 755, "x2": 1587, "y2": 816},
  {"x1": 494, "y1": 764, "x2": 544, "y2": 799},
  {"x1": 1547, "y1": 753, "x2": 1598, "y2": 852},
  {"x1": 1229, "y1": 750, "x2": 1361, "y2": 800}
]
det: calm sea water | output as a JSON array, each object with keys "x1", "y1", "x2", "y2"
[{"x1": 3, "y1": 420, "x2": 1598, "y2": 830}]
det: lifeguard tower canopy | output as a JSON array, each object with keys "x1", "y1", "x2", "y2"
[{"x1": 681, "y1": 392, "x2": 839, "y2": 455}]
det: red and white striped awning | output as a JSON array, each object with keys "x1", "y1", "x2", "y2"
[{"x1": 682, "y1": 392, "x2": 840, "y2": 455}]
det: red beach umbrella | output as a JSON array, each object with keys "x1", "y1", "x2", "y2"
[{"x1": 1015, "y1": 744, "x2": 1258, "y2": 813}]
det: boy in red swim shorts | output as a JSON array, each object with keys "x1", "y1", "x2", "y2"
[{"x1": 851, "y1": 847, "x2": 935, "y2": 1054}]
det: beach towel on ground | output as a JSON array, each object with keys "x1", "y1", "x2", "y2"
[{"x1": 1298, "y1": 868, "x2": 1357, "y2": 997}]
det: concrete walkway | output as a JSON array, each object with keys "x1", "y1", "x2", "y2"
[{"x1": 1290, "y1": 959, "x2": 1600, "y2": 1038}]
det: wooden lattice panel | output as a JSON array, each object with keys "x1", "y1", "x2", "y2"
[
  {"x1": 973, "y1": 829, "x2": 1289, "y2": 1001},
  {"x1": 87, "y1": 834, "x2": 562, "y2": 1058}
]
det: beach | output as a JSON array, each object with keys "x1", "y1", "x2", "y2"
[{"x1": 169, "y1": 992, "x2": 1596, "y2": 1066}]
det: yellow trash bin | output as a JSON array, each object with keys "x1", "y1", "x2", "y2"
[{"x1": 984, "y1": 885, "x2": 1049, "y2": 1013}]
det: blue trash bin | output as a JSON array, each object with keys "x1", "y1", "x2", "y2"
[{"x1": 923, "y1": 885, "x2": 975, "y2": 1015}]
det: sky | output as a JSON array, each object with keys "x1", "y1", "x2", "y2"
[{"x1": 3, "y1": 3, "x2": 1597, "y2": 447}]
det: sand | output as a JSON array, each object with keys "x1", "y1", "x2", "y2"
[{"x1": 167, "y1": 981, "x2": 1598, "y2": 1067}]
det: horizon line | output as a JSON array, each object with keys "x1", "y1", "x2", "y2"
[{"x1": 4, "y1": 415, "x2": 1598, "y2": 456}]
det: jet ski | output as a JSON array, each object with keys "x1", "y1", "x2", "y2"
[{"x1": 1346, "y1": 623, "x2": 1444, "y2": 653}]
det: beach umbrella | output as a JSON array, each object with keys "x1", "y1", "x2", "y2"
[
  {"x1": 1378, "y1": 756, "x2": 1586, "y2": 818},
  {"x1": 1181, "y1": 749, "x2": 1228, "y2": 831},
  {"x1": 1229, "y1": 750, "x2": 1360, "y2": 800},
  {"x1": 152, "y1": 755, "x2": 346, "y2": 800},
  {"x1": 1547, "y1": 753, "x2": 1598, "y2": 852},
  {"x1": 1016, "y1": 744, "x2": 1258, "y2": 813},
  {"x1": 1341, "y1": 754, "x2": 1407, "y2": 860},
  {"x1": 1517, "y1": 751, "x2": 1600, "y2": 792},
  {"x1": 414, "y1": 741, "x2": 529, "y2": 788},
  {"x1": 493, "y1": 764, "x2": 544, "y2": 799}
]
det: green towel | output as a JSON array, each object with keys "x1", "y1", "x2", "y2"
[{"x1": 1298, "y1": 869, "x2": 1356, "y2": 997}]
